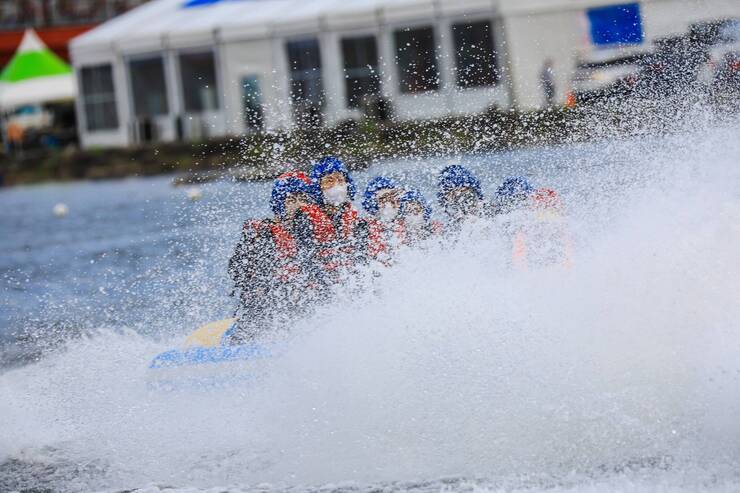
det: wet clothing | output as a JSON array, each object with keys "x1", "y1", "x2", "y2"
[
  {"x1": 398, "y1": 219, "x2": 443, "y2": 246},
  {"x1": 366, "y1": 219, "x2": 404, "y2": 262},
  {"x1": 228, "y1": 219, "x2": 282, "y2": 342},
  {"x1": 228, "y1": 207, "x2": 337, "y2": 342},
  {"x1": 320, "y1": 201, "x2": 371, "y2": 269}
]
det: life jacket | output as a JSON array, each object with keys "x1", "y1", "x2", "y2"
[
  {"x1": 512, "y1": 188, "x2": 573, "y2": 269},
  {"x1": 298, "y1": 203, "x2": 345, "y2": 272},
  {"x1": 321, "y1": 202, "x2": 361, "y2": 270},
  {"x1": 367, "y1": 218, "x2": 407, "y2": 259},
  {"x1": 396, "y1": 219, "x2": 443, "y2": 245},
  {"x1": 244, "y1": 219, "x2": 300, "y2": 281},
  {"x1": 337, "y1": 203, "x2": 359, "y2": 240},
  {"x1": 247, "y1": 204, "x2": 358, "y2": 276},
  {"x1": 510, "y1": 221, "x2": 573, "y2": 270},
  {"x1": 512, "y1": 230, "x2": 528, "y2": 270}
]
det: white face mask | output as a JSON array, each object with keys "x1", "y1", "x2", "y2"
[
  {"x1": 404, "y1": 213, "x2": 425, "y2": 228},
  {"x1": 378, "y1": 203, "x2": 398, "y2": 223},
  {"x1": 323, "y1": 185, "x2": 348, "y2": 206}
]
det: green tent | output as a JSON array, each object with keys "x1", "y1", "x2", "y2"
[{"x1": 0, "y1": 29, "x2": 76, "y2": 110}]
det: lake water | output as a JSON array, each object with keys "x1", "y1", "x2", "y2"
[{"x1": 1, "y1": 115, "x2": 739, "y2": 492}]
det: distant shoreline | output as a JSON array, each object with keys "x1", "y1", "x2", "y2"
[{"x1": 1, "y1": 102, "x2": 731, "y2": 188}]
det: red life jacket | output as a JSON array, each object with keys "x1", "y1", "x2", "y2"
[
  {"x1": 243, "y1": 204, "x2": 345, "y2": 278},
  {"x1": 321, "y1": 203, "x2": 361, "y2": 270},
  {"x1": 298, "y1": 203, "x2": 345, "y2": 272},
  {"x1": 395, "y1": 219, "x2": 443, "y2": 245},
  {"x1": 299, "y1": 204, "x2": 336, "y2": 244},
  {"x1": 244, "y1": 219, "x2": 299, "y2": 281},
  {"x1": 338, "y1": 204, "x2": 359, "y2": 240},
  {"x1": 367, "y1": 218, "x2": 407, "y2": 259}
]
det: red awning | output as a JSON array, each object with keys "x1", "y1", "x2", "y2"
[{"x1": 0, "y1": 25, "x2": 94, "y2": 67}]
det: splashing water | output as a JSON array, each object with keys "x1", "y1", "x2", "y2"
[{"x1": 1, "y1": 115, "x2": 740, "y2": 492}]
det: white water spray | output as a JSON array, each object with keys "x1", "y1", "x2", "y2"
[{"x1": 1, "y1": 119, "x2": 740, "y2": 492}]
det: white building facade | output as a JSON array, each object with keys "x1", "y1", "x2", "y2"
[{"x1": 70, "y1": 0, "x2": 740, "y2": 149}]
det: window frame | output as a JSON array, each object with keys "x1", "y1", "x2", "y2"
[
  {"x1": 241, "y1": 74, "x2": 264, "y2": 132},
  {"x1": 393, "y1": 25, "x2": 440, "y2": 94},
  {"x1": 340, "y1": 34, "x2": 381, "y2": 109},
  {"x1": 285, "y1": 37, "x2": 325, "y2": 106},
  {"x1": 79, "y1": 63, "x2": 119, "y2": 132},
  {"x1": 127, "y1": 55, "x2": 170, "y2": 118},
  {"x1": 451, "y1": 19, "x2": 500, "y2": 89},
  {"x1": 178, "y1": 49, "x2": 221, "y2": 113}
]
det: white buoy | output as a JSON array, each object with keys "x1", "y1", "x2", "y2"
[
  {"x1": 186, "y1": 187, "x2": 203, "y2": 201},
  {"x1": 52, "y1": 203, "x2": 69, "y2": 217}
]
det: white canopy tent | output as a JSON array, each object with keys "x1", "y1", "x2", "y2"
[
  {"x1": 0, "y1": 74, "x2": 76, "y2": 110},
  {"x1": 70, "y1": 0, "x2": 481, "y2": 55},
  {"x1": 70, "y1": 0, "x2": 740, "y2": 149}
]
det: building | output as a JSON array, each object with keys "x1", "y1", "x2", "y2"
[{"x1": 70, "y1": 0, "x2": 740, "y2": 149}]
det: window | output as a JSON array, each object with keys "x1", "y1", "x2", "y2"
[
  {"x1": 452, "y1": 20, "x2": 499, "y2": 88},
  {"x1": 129, "y1": 57, "x2": 168, "y2": 117},
  {"x1": 286, "y1": 38, "x2": 324, "y2": 125},
  {"x1": 179, "y1": 51, "x2": 220, "y2": 112},
  {"x1": 286, "y1": 38, "x2": 324, "y2": 105},
  {"x1": 341, "y1": 35, "x2": 380, "y2": 108},
  {"x1": 79, "y1": 64, "x2": 119, "y2": 131},
  {"x1": 394, "y1": 26, "x2": 439, "y2": 93},
  {"x1": 242, "y1": 75, "x2": 264, "y2": 131}
]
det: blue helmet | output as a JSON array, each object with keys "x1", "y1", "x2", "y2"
[
  {"x1": 495, "y1": 176, "x2": 534, "y2": 199},
  {"x1": 310, "y1": 156, "x2": 357, "y2": 202},
  {"x1": 270, "y1": 171, "x2": 320, "y2": 217},
  {"x1": 437, "y1": 165, "x2": 483, "y2": 205},
  {"x1": 400, "y1": 188, "x2": 432, "y2": 221},
  {"x1": 362, "y1": 176, "x2": 399, "y2": 215}
]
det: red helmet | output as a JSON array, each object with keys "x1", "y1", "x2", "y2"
[{"x1": 277, "y1": 170, "x2": 312, "y2": 186}]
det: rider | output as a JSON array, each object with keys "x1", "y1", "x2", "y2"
[
  {"x1": 493, "y1": 176, "x2": 534, "y2": 215},
  {"x1": 516, "y1": 187, "x2": 574, "y2": 268},
  {"x1": 437, "y1": 165, "x2": 486, "y2": 232},
  {"x1": 492, "y1": 176, "x2": 536, "y2": 268},
  {"x1": 362, "y1": 176, "x2": 404, "y2": 260},
  {"x1": 397, "y1": 188, "x2": 441, "y2": 245},
  {"x1": 228, "y1": 171, "x2": 324, "y2": 342},
  {"x1": 310, "y1": 156, "x2": 366, "y2": 267}
]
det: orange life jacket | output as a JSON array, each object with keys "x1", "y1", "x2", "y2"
[{"x1": 511, "y1": 225, "x2": 574, "y2": 270}]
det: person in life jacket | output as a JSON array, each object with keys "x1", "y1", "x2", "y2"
[
  {"x1": 228, "y1": 170, "x2": 325, "y2": 342},
  {"x1": 491, "y1": 176, "x2": 536, "y2": 269},
  {"x1": 493, "y1": 176, "x2": 534, "y2": 215},
  {"x1": 437, "y1": 165, "x2": 487, "y2": 232},
  {"x1": 397, "y1": 188, "x2": 443, "y2": 245},
  {"x1": 513, "y1": 187, "x2": 574, "y2": 269},
  {"x1": 361, "y1": 176, "x2": 405, "y2": 261},
  {"x1": 310, "y1": 156, "x2": 367, "y2": 267}
]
